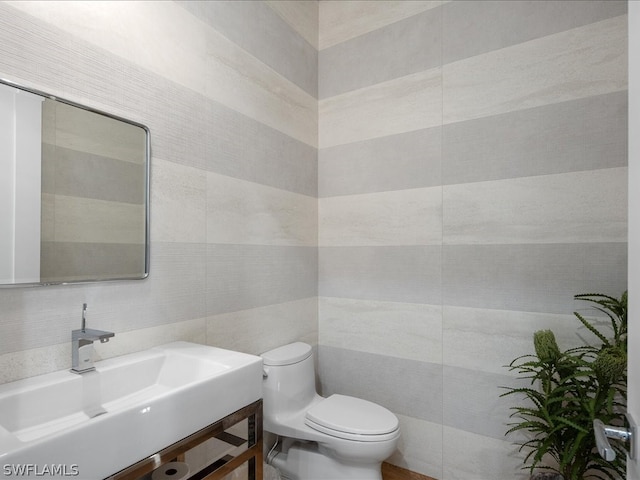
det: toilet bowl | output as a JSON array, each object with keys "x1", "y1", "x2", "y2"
[{"x1": 261, "y1": 342, "x2": 400, "y2": 480}]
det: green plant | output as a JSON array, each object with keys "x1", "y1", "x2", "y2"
[{"x1": 501, "y1": 292, "x2": 628, "y2": 480}]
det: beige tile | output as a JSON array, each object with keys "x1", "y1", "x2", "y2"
[
  {"x1": 206, "y1": 298, "x2": 318, "y2": 355},
  {"x1": 320, "y1": 69, "x2": 442, "y2": 148},
  {"x1": 266, "y1": 0, "x2": 319, "y2": 50},
  {"x1": 387, "y1": 415, "x2": 443, "y2": 480},
  {"x1": 443, "y1": 167, "x2": 628, "y2": 245},
  {"x1": 52, "y1": 101, "x2": 146, "y2": 164},
  {"x1": 9, "y1": 1, "x2": 317, "y2": 147},
  {"x1": 206, "y1": 172, "x2": 317, "y2": 246},
  {"x1": 53, "y1": 195, "x2": 145, "y2": 244},
  {"x1": 320, "y1": 187, "x2": 442, "y2": 246},
  {"x1": 443, "y1": 15, "x2": 627, "y2": 125},
  {"x1": 0, "y1": 343, "x2": 70, "y2": 385},
  {"x1": 97, "y1": 318, "x2": 207, "y2": 360},
  {"x1": 151, "y1": 158, "x2": 207, "y2": 244},
  {"x1": 319, "y1": 1, "x2": 445, "y2": 50},
  {"x1": 6, "y1": 1, "x2": 209, "y2": 98},
  {"x1": 204, "y1": 19, "x2": 318, "y2": 147},
  {"x1": 442, "y1": 426, "x2": 529, "y2": 480},
  {"x1": 442, "y1": 306, "x2": 601, "y2": 375},
  {"x1": 0, "y1": 318, "x2": 206, "y2": 384},
  {"x1": 319, "y1": 297, "x2": 442, "y2": 364}
]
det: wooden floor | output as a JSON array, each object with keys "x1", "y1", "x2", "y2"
[{"x1": 381, "y1": 462, "x2": 437, "y2": 480}]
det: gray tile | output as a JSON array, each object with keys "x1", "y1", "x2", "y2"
[
  {"x1": 0, "y1": 286, "x2": 97, "y2": 353},
  {"x1": 319, "y1": 7, "x2": 442, "y2": 99},
  {"x1": 204, "y1": 99, "x2": 318, "y2": 197},
  {"x1": 0, "y1": 3, "x2": 317, "y2": 197},
  {"x1": 141, "y1": 72, "x2": 319, "y2": 196},
  {"x1": 40, "y1": 242, "x2": 146, "y2": 282},
  {"x1": 134, "y1": 242, "x2": 208, "y2": 330},
  {"x1": 443, "y1": 365, "x2": 528, "y2": 440},
  {"x1": 319, "y1": 127, "x2": 441, "y2": 197},
  {"x1": 442, "y1": 0, "x2": 627, "y2": 65},
  {"x1": 442, "y1": 92, "x2": 628, "y2": 185},
  {"x1": 179, "y1": 0, "x2": 317, "y2": 98},
  {"x1": 42, "y1": 146, "x2": 145, "y2": 204},
  {"x1": 317, "y1": 345, "x2": 443, "y2": 424},
  {"x1": 442, "y1": 243, "x2": 628, "y2": 314},
  {"x1": 206, "y1": 245, "x2": 317, "y2": 315},
  {"x1": 0, "y1": 241, "x2": 208, "y2": 354},
  {"x1": 319, "y1": 246, "x2": 441, "y2": 304}
]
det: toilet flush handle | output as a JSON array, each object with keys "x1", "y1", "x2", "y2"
[{"x1": 263, "y1": 367, "x2": 269, "y2": 378}]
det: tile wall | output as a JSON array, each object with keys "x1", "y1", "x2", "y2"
[
  {"x1": 0, "y1": 1, "x2": 318, "y2": 383},
  {"x1": 0, "y1": 1, "x2": 631, "y2": 479},
  {"x1": 317, "y1": 1, "x2": 628, "y2": 479}
]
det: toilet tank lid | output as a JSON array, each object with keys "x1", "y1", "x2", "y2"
[{"x1": 261, "y1": 342, "x2": 312, "y2": 366}]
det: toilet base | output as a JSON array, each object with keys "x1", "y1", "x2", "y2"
[{"x1": 269, "y1": 441, "x2": 383, "y2": 480}]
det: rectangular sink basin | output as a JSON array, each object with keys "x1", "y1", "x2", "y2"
[{"x1": 0, "y1": 342, "x2": 263, "y2": 479}]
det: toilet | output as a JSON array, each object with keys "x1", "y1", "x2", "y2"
[{"x1": 261, "y1": 342, "x2": 400, "y2": 480}]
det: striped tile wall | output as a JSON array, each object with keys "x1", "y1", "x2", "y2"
[
  {"x1": 317, "y1": 1, "x2": 628, "y2": 479},
  {"x1": 0, "y1": 2, "x2": 630, "y2": 478},
  {"x1": 0, "y1": 1, "x2": 318, "y2": 384}
]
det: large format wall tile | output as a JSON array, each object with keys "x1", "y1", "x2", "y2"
[
  {"x1": 319, "y1": 187, "x2": 442, "y2": 246},
  {"x1": 317, "y1": 2, "x2": 628, "y2": 479},
  {"x1": 388, "y1": 415, "x2": 443, "y2": 479},
  {"x1": 151, "y1": 159, "x2": 207, "y2": 244},
  {"x1": 319, "y1": 7, "x2": 441, "y2": 98},
  {"x1": 442, "y1": 306, "x2": 594, "y2": 375},
  {"x1": 207, "y1": 172, "x2": 317, "y2": 246},
  {"x1": 442, "y1": 0, "x2": 627, "y2": 65},
  {"x1": 179, "y1": 0, "x2": 318, "y2": 97},
  {"x1": 442, "y1": 243, "x2": 628, "y2": 314},
  {"x1": 8, "y1": 1, "x2": 318, "y2": 147},
  {"x1": 206, "y1": 297, "x2": 318, "y2": 355},
  {"x1": 266, "y1": 0, "x2": 319, "y2": 50},
  {"x1": 442, "y1": 427, "x2": 528, "y2": 480},
  {"x1": 319, "y1": 297, "x2": 442, "y2": 364},
  {"x1": 319, "y1": 246, "x2": 441, "y2": 304},
  {"x1": 318, "y1": 345, "x2": 443, "y2": 424},
  {"x1": 0, "y1": 241, "x2": 208, "y2": 354},
  {"x1": 319, "y1": 127, "x2": 442, "y2": 197},
  {"x1": 319, "y1": 68, "x2": 442, "y2": 148},
  {"x1": 0, "y1": 0, "x2": 318, "y2": 386},
  {"x1": 0, "y1": 3, "x2": 317, "y2": 196},
  {"x1": 206, "y1": 245, "x2": 317, "y2": 316},
  {"x1": 443, "y1": 15, "x2": 627, "y2": 125},
  {"x1": 319, "y1": 1, "x2": 444, "y2": 50},
  {"x1": 442, "y1": 92, "x2": 628, "y2": 185},
  {"x1": 0, "y1": 317, "x2": 206, "y2": 385},
  {"x1": 201, "y1": 97, "x2": 317, "y2": 196},
  {"x1": 443, "y1": 365, "x2": 526, "y2": 440},
  {"x1": 443, "y1": 168, "x2": 628, "y2": 245}
]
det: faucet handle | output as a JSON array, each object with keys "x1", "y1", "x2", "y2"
[{"x1": 82, "y1": 303, "x2": 88, "y2": 331}]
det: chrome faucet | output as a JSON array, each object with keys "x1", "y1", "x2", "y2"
[{"x1": 71, "y1": 303, "x2": 114, "y2": 374}]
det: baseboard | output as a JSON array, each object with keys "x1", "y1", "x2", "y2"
[{"x1": 381, "y1": 462, "x2": 437, "y2": 480}]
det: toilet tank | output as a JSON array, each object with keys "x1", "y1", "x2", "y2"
[{"x1": 261, "y1": 342, "x2": 317, "y2": 418}]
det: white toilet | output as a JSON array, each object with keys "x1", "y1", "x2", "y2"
[{"x1": 261, "y1": 342, "x2": 400, "y2": 480}]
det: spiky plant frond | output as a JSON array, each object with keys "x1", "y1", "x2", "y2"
[{"x1": 501, "y1": 291, "x2": 627, "y2": 480}]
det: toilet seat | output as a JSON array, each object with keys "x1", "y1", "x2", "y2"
[{"x1": 304, "y1": 394, "x2": 399, "y2": 442}]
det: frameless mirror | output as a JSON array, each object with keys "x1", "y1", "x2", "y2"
[{"x1": 0, "y1": 78, "x2": 150, "y2": 286}]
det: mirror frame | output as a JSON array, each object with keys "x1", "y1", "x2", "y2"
[{"x1": 0, "y1": 77, "x2": 150, "y2": 287}]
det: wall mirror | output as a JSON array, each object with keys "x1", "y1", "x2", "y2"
[{"x1": 0, "y1": 78, "x2": 150, "y2": 286}]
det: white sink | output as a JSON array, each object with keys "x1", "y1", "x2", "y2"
[{"x1": 0, "y1": 342, "x2": 263, "y2": 479}]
